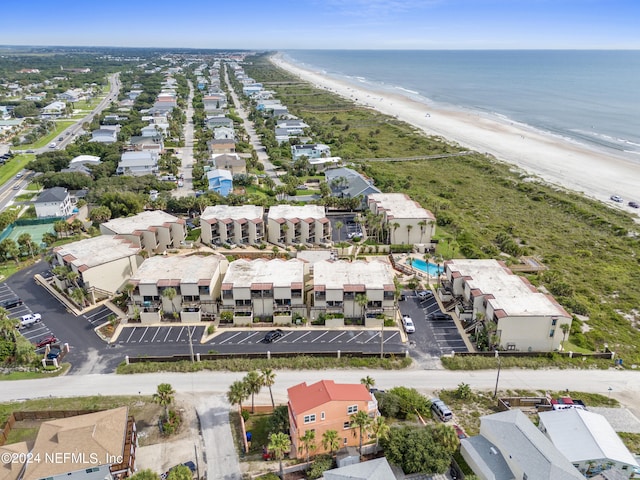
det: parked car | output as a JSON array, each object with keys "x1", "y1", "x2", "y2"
[
  {"x1": 401, "y1": 315, "x2": 415, "y2": 333},
  {"x1": 0, "y1": 297, "x2": 23, "y2": 309},
  {"x1": 46, "y1": 348, "x2": 61, "y2": 359},
  {"x1": 36, "y1": 334, "x2": 58, "y2": 348},
  {"x1": 19, "y1": 313, "x2": 42, "y2": 328},
  {"x1": 610, "y1": 195, "x2": 623, "y2": 203},
  {"x1": 453, "y1": 424, "x2": 467, "y2": 439},
  {"x1": 629, "y1": 201, "x2": 639, "y2": 208},
  {"x1": 430, "y1": 398, "x2": 453, "y2": 422},
  {"x1": 428, "y1": 312, "x2": 451, "y2": 321},
  {"x1": 263, "y1": 329, "x2": 284, "y2": 343},
  {"x1": 417, "y1": 290, "x2": 432, "y2": 299}
]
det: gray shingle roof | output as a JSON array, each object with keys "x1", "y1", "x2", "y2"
[{"x1": 35, "y1": 187, "x2": 68, "y2": 204}]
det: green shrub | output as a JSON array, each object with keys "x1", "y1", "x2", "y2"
[{"x1": 307, "y1": 455, "x2": 333, "y2": 480}]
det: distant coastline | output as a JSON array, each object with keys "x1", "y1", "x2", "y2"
[{"x1": 271, "y1": 52, "x2": 640, "y2": 209}]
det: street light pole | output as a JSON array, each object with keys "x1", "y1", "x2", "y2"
[
  {"x1": 187, "y1": 325, "x2": 195, "y2": 363},
  {"x1": 493, "y1": 352, "x2": 501, "y2": 398},
  {"x1": 380, "y1": 320, "x2": 384, "y2": 359}
]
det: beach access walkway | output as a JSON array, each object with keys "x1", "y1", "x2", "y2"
[{"x1": 365, "y1": 151, "x2": 474, "y2": 162}]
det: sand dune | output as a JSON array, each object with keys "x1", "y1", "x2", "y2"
[{"x1": 271, "y1": 54, "x2": 640, "y2": 211}]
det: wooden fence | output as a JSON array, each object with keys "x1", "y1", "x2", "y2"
[
  {"x1": 452, "y1": 350, "x2": 615, "y2": 359},
  {"x1": 1, "y1": 410, "x2": 100, "y2": 446}
]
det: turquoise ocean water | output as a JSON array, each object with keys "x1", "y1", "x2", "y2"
[{"x1": 281, "y1": 50, "x2": 640, "y2": 162}]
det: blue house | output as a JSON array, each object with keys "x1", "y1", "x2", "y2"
[{"x1": 207, "y1": 169, "x2": 233, "y2": 196}]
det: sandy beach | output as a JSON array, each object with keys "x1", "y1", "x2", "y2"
[{"x1": 271, "y1": 54, "x2": 640, "y2": 210}]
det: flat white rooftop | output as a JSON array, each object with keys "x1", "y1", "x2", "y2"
[
  {"x1": 268, "y1": 205, "x2": 326, "y2": 220},
  {"x1": 102, "y1": 210, "x2": 182, "y2": 235},
  {"x1": 56, "y1": 236, "x2": 138, "y2": 269},
  {"x1": 201, "y1": 205, "x2": 264, "y2": 222},
  {"x1": 131, "y1": 255, "x2": 224, "y2": 284},
  {"x1": 447, "y1": 259, "x2": 568, "y2": 318},
  {"x1": 223, "y1": 259, "x2": 304, "y2": 287},
  {"x1": 314, "y1": 260, "x2": 395, "y2": 289},
  {"x1": 368, "y1": 193, "x2": 435, "y2": 220}
]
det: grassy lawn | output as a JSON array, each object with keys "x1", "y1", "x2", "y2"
[
  {"x1": 0, "y1": 364, "x2": 71, "y2": 381},
  {"x1": 6, "y1": 426, "x2": 38, "y2": 444},
  {"x1": 25, "y1": 182, "x2": 42, "y2": 191},
  {"x1": 20, "y1": 121, "x2": 75, "y2": 149},
  {"x1": 244, "y1": 413, "x2": 272, "y2": 455},
  {"x1": 0, "y1": 154, "x2": 35, "y2": 186},
  {"x1": 295, "y1": 189, "x2": 320, "y2": 196},
  {"x1": 186, "y1": 228, "x2": 201, "y2": 242},
  {"x1": 14, "y1": 192, "x2": 37, "y2": 201}
]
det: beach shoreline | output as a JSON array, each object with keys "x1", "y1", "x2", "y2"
[{"x1": 270, "y1": 53, "x2": 640, "y2": 210}]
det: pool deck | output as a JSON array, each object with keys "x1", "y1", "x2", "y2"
[{"x1": 394, "y1": 253, "x2": 444, "y2": 285}]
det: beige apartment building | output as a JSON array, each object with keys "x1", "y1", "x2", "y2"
[
  {"x1": 53, "y1": 235, "x2": 142, "y2": 296},
  {"x1": 200, "y1": 205, "x2": 265, "y2": 246},
  {"x1": 312, "y1": 260, "x2": 396, "y2": 327},
  {"x1": 367, "y1": 193, "x2": 436, "y2": 245},
  {"x1": 100, "y1": 210, "x2": 186, "y2": 255},
  {"x1": 221, "y1": 258, "x2": 307, "y2": 324},
  {"x1": 128, "y1": 254, "x2": 228, "y2": 324},
  {"x1": 444, "y1": 259, "x2": 572, "y2": 351},
  {"x1": 267, "y1": 205, "x2": 331, "y2": 246}
]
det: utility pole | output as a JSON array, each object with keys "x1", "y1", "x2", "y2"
[
  {"x1": 380, "y1": 320, "x2": 384, "y2": 359},
  {"x1": 493, "y1": 352, "x2": 501, "y2": 398},
  {"x1": 187, "y1": 325, "x2": 195, "y2": 363}
]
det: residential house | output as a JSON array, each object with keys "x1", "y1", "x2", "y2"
[
  {"x1": 291, "y1": 143, "x2": 331, "y2": 161},
  {"x1": 41, "y1": 100, "x2": 66, "y2": 118},
  {"x1": 276, "y1": 119, "x2": 309, "y2": 135},
  {"x1": 128, "y1": 254, "x2": 228, "y2": 324},
  {"x1": 212, "y1": 153, "x2": 246, "y2": 176},
  {"x1": 538, "y1": 409, "x2": 639, "y2": 478},
  {"x1": 309, "y1": 156, "x2": 341, "y2": 172},
  {"x1": 207, "y1": 168, "x2": 233, "y2": 196},
  {"x1": 324, "y1": 167, "x2": 381, "y2": 206},
  {"x1": 90, "y1": 128, "x2": 118, "y2": 143},
  {"x1": 444, "y1": 259, "x2": 572, "y2": 351},
  {"x1": 267, "y1": 205, "x2": 331, "y2": 246},
  {"x1": 53, "y1": 236, "x2": 141, "y2": 295},
  {"x1": 116, "y1": 151, "x2": 159, "y2": 176},
  {"x1": 323, "y1": 458, "x2": 398, "y2": 480},
  {"x1": 127, "y1": 135, "x2": 164, "y2": 154},
  {"x1": 367, "y1": 193, "x2": 436, "y2": 245},
  {"x1": 34, "y1": 187, "x2": 73, "y2": 218},
  {"x1": 287, "y1": 380, "x2": 378, "y2": 459},
  {"x1": 100, "y1": 210, "x2": 186, "y2": 255},
  {"x1": 62, "y1": 155, "x2": 101, "y2": 176},
  {"x1": 21, "y1": 407, "x2": 137, "y2": 480},
  {"x1": 213, "y1": 126, "x2": 235, "y2": 140},
  {"x1": 220, "y1": 258, "x2": 306, "y2": 324},
  {"x1": 57, "y1": 89, "x2": 82, "y2": 102},
  {"x1": 205, "y1": 116, "x2": 233, "y2": 129},
  {"x1": 207, "y1": 138, "x2": 236, "y2": 155},
  {"x1": 200, "y1": 205, "x2": 264, "y2": 246},
  {"x1": 141, "y1": 124, "x2": 167, "y2": 137},
  {"x1": 312, "y1": 260, "x2": 396, "y2": 326},
  {"x1": 461, "y1": 409, "x2": 585, "y2": 480}
]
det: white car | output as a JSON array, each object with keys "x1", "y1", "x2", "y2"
[
  {"x1": 417, "y1": 290, "x2": 432, "y2": 299},
  {"x1": 18, "y1": 313, "x2": 42, "y2": 328},
  {"x1": 610, "y1": 195, "x2": 623, "y2": 203},
  {"x1": 402, "y1": 315, "x2": 415, "y2": 333}
]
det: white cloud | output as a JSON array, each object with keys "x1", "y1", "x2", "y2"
[{"x1": 318, "y1": 0, "x2": 441, "y2": 17}]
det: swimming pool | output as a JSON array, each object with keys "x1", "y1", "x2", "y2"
[{"x1": 409, "y1": 258, "x2": 442, "y2": 276}]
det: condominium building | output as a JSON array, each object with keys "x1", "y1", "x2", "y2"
[
  {"x1": 128, "y1": 254, "x2": 228, "y2": 324},
  {"x1": 312, "y1": 260, "x2": 396, "y2": 327},
  {"x1": 444, "y1": 259, "x2": 572, "y2": 351},
  {"x1": 267, "y1": 205, "x2": 331, "y2": 246},
  {"x1": 367, "y1": 193, "x2": 436, "y2": 245},
  {"x1": 221, "y1": 258, "x2": 307, "y2": 324},
  {"x1": 53, "y1": 235, "x2": 142, "y2": 296},
  {"x1": 200, "y1": 205, "x2": 265, "y2": 246},
  {"x1": 100, "y1": 210, "x2": 186, "y2": 255}
]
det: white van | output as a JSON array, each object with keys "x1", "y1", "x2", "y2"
[{"x1": 430, "y1": 398, "x2": 453, "y2": 422}]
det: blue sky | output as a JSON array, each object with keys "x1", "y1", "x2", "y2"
[{"x1": 1, "y1": 0, "x2": 638, "y2": 49}]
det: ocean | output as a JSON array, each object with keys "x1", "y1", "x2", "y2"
[{"x1": 281, "y1": 50, "x2": 640, "y2": 160}]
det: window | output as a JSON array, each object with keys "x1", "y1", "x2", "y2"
[
  {"x1": 343, "y1": 437, "x2": 348, "y2": 445},
  {"x1": 551, "y1": 318, "x2": 557, "y2": 326},
  {"x1": 321, "y1": 412, "x2": 325, "y2": 420},
  {"x1": 549, "y1": 329, "x2": 555, "y2": 337},
  {"x1": 222, "y1": 290, "x2": 233, "y2": 299},
  {"x1": 304, "y1": 414, "x2": 316, "y2": 424},
  {"x1": 347, "y1": 405, "x2": 358, "y2": 414},
  {"x1": 343, "y1": 421, "x2": 350, "y2": 429}
]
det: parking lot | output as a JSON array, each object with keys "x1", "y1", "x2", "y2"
[
  {"x1": 117, "y1": 325, "x2": 206, "y2": 345},
  {"x1": 329, "y1": 213, "x2": 363, "y2": 242},
  {"x1": 399, "y1": 290, "x2": 468, "y2": 356},
  {"x1": 0, "y1": 283, "x2": 55, "y2": 350},
  {"x1": 83, "y1": 305, "x2": 117, "y2": 328}
]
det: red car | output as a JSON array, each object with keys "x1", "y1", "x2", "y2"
[
  {"x1": 453, "y1": 424, "x2": 467, "y2": 439},
  {"x1": 36, "y1": 335, "x2": 58, "y2": 349}
]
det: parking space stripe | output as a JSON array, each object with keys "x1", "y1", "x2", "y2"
[
  {"x1": 237, "y1": 332, "x2": 261, "y2": 344},
  {"x1": 363, "y1": 332, "x2": 380, "y2": 344},
  {"x1": 346, "y1": 332, "x2": 364, "y2": 343},
  {"x1": 150, "y1": 328, "x2": 161, "y2": 342},
  {"x1": 162, "y1": 328, "x2": 172, "y2": 342},
  {"x1": 139, "y1": 327, "x2": 150, "y2": 342},
  {"x1": 175, "y1": 327, "x2": 185, "y2": 342},
  {"x1": 383, "y1": 332, "x2": 399, "y2": 343},
  {"x1": 125, "y1": 328, "x2": 137, "y2": 343},
  {"x1": 313, "y1": 331, "x2": 328, "y2": 343},
  {"x1": 326, "y1": 332, "x2": 346, "y2": 343},
  {"x1": 293, "y1": 331, "x2": 312, "y2": 343},
  {"x1": 218, "y1": 332, "x2": 243, "y2": 344}
]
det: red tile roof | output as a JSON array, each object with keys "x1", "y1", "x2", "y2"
[{"x1": 288, "y1": 380, "x2": 371, "y2": 414}]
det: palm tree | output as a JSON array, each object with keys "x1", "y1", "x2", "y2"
[
  {"x1": 66, "y1": 270, "x2": 80, "y2": 289},
  {"x1": 162, "y1": 287, "x2": 177, "y2": 319},
  {"x1": 227, "y1": 380, "x2": 248, "y2": 412},
  {"x1": 70, "y1": 287, "x2": 86, "y2": 307},
  {"x1": 406, "y1": 224, "x2": 413, "y2": 244},
  {"x1": 322, "y1": 429, "x2": 340, "y2": 457},
  {"x1": 392, "y1": 222, "x2": 400, "y2": 244},
  {"x1": 560, "y1": 323, "x2": 571, "y2": 350},
  {"x1": 335, "y1": 221, "x2": 343, "y2": 242},
  {"x1": 300, "y1": 429, "x2": 316, "y2": 465},
  {"x1": 360, "y1": 376, "x2": 375, "y2": 391},
  {"x1": 244, "y1": 370, "x2": 262, "y2": 413},
  {"x1": 122, "y1": 282, "x2": 135, "y2": 304},
  {"x1": 261, "y1": 368, "x2": 276, "y2": 409},
  {"x1": 153, "y1": 383, "x2": 175, "y2": 419},
  {"x1": 268, "y1": 432, "x2": 291, "y2": 480},
  {"x1": 355, "y1": 293, "x2": 368, "y2": 324},
  {"x1": 418, "y1": 220, "x2": 426, "y2": 244},
  {"x1": 432, "y1": 423, "x2": 459, "y2": 454},
  {"x1": 350, "y1": 410, "x2": 372, "y2": 457},
  {"x1": 370, "y1": 416, "x2": 390, "y2": 448}
]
